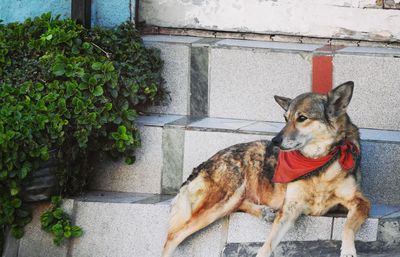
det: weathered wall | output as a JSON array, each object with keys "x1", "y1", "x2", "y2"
[
  {"x1": 140, "y1": 0, "x2": 400, "y2": 42},
  {"x1": 0, "y1": 0, "x2": 134, "y2": 27}
]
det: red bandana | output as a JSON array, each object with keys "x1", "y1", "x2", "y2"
[{"x1": 272, "y1": 141, "x2": 359, "y2": 183}]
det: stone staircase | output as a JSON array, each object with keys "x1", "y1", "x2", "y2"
[{"x1": 7, "y1": 36, "x2": 400, "y2": 257}]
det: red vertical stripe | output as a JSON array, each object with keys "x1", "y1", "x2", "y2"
[{"x1": 312, "y1": 55, "x2": 333, "y2": 94}]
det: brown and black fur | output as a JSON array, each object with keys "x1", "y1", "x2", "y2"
[{"x1": 162, "y1": 82, "x2": 370, "y2": 257}]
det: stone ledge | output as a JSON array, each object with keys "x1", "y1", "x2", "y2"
[
  {"x1": 222, "y1": 242, "x2": 400, "y2": 257},
  {"x1": 227, "y1": 213, "x2": 333, "y2": 243},
  {"x1": 135, "y1": 115, "x2": 400, "y2": 144},
  {"x1": 12, "y1": 192, "x2": 399, "y2": 257},
  {"x1": 142, "y1": 35, "x2": 400, "y2": 57}
]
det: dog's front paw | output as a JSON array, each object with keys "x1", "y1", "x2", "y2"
[
  {"x1": 261, "y1": 207, "x2": 276, "y2": 222},
  {"x1": 340, "y1": 250, "x2": 357, "y2": 257},
  {"x1": 340, "y1": 243, "x2": 357, "y2": 257}
]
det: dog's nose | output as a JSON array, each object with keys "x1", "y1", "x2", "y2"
[{"x1": 272, "y1": 134, "x2": 283, "y2": 146}]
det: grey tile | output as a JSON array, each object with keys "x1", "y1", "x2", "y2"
[
  {"x1": 333, "y1": 55, "x2": 400, "y2": 130},
  {"x1": 239, "y1": 121, "x2": 285, "y2": 134},
  {"x1": 18, "y1": 200, "x2": 74, "y2": 257},
  {"x1": 142, "y1": 35, "x2": 200, "y2": 44},
  {"x1": 71, "y1": 202, "x2": 170, "y2": 257},
  {"x1": 209, "y1": 48, "x2": 311, "y2": 122},
  {"x1": 377, "y1": 219, "x2": 400, "y2": 249},
  {"x1": 369, "y1": 203, "x2": 400, "y2": 218},
  {"x1": 90, "y1": 126, "x2": 164, "y2": 194},
  {"x1": 165, "y1": 116, "x2": 204, "y2": 128},
  {"x1": 216, "y1": 39, "x2": 322, "y2": 52},
  {"x1": 337, "y1": 46, "x2": 400, "y2": 56},
  {"x1": 332, "y1": 217, "x2": 379, "y2": 241},
  {"x1": 190, "y1": 46, "x2": 209, "y2": 116},
  {"x1": 156, "y1": 198, "x2": 174, "y2": 205},
  {"x1": 2, "y1": 228, "x2": 19, "y2": 257},
  {"x1": 360, "y1": 128, "x2": 400, "y2": 143},
  {"x1": 144, "y1": 43, "x2": 191, "y2": 115},
  {"x1": 222, "y1": 242, "x2": 400, "y2": 257},
  {"x1": 192, "y1": 38, "x2": 223, "y2": 47},
  {"x1": 227, "y1": 213, "x2": 333, "y2": 243},
  {"x1": 161, "y1": 127, "x2": 185, "y2": 194},
  {"x1": 382, "y1": 210, "x2": 400, "y2": 219},
  {"x1": 135, "y1": 114, "x2": 183, "y2": 126},
  {"x1": 188, "y1": 117, "x2": 255, "y2": 130},
  {"x1": 361, "y1": 141, "x2": 400, "y2": 205},
  {"x1": 71, "y1": 202, "x2": 227, "y2": 257},
  {"x1": 75, "y1": 191, "x2": 154, "y2": 203},
  {"x1": 135, "y1": 194, "x2": 175, "y2": 204}
]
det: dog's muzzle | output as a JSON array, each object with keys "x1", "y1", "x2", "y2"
[{"x1": 272, "y1": 133, "x2": 283, "y2": 146}]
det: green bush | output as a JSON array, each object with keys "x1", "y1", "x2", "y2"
[{"x1": 0, "y1": 13, "x2": 164, "y2": 240}]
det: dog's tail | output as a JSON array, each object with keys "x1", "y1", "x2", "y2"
[{"x1": 167, "y1": 184, "x2": 192, "y2": 233}]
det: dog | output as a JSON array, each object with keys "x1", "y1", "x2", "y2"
[{"x1": 161, "y1": 81, "x2": 370, "y2": 257}]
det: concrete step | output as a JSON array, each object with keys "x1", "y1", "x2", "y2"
[
  {"x1": 139, "y1": 0, "x2": 400, "y2": 42},
  {"x1": 223, "y1": 242, "x2": 400, "y2": 257},
  {"x1": 90, "y1": 114, "x2": 400, "y2": 206},
  {"x1": 143, "y1": 35, "x2": 400, "y2": 131},
  {"x1": 11, "y1": 192, "x2": 400, "y2": 257}
]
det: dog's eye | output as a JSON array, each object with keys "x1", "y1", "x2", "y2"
[{"x1": 297, "y1": 115, "x2": 308, "y2": 122}]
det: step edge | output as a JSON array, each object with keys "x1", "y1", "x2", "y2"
[
  {"x1": 135, "y1": 115, "x2": 400, "y2": 144},
  {"x1": 142, "y1": 35, "x2": 400, "y2": 57}
]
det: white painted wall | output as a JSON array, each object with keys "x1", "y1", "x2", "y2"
[{"x1": 140, "y1": 0, "x2": 400, "y2": 41}]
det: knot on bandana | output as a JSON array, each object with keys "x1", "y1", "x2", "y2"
[{"x1": 272, "y1": 140, "x2": 359, "y2": 183}]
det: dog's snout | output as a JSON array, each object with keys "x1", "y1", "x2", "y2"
[{"x1": 272, "y1": 134, "x2": 283, "y2": 146}]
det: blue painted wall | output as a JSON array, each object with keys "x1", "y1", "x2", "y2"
[
  {"x1": 0, "y1": 0, "x2": 133, "y2": 27},
  {"x1": 0, "y1": 0, "x2": 71, "y2": 23},
  {"x1": 92, "y1": 0, "x2": 131, "y2": 27}
]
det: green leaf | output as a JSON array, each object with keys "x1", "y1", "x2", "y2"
[
  {"x1": 93, "y1": 86, "x2": 104, "y2": 96},
  {"x1": 118, "y1": 125, "x2": 127, "y2": 135},
  {"x1": 82, "y1": 42, "x2": 91, "y2": 49},
  {"x1": 91, "y1": 62, "x2": 102, "y2": 71},
  {"x1": 19, "y1": 166, "x2": 29, "y2": 179},
  {"x1": 35, "y1": 83, "x2": 44, "y2": 92},
  {"x1": 51, "y1": 196, "x2": 62, "y2": 206},
  {"x1": 126, "y1": 110, "x2": 137, "y2": 121},
  {"x1": 105, "y1": 102, "x2": 112, "y2": 111},
  {"x1": 64, "y1": 230, "x2": 72, "y2": 238},
  {"x1": 11, "y1": 226, "x2": 24, "y2": 239},
  {"x1": 53, "y1": 208, "x2": 64, "y2": 219},
  {"x1": 39, "y1": 146, "x2": 49, "y2": 160},
  {"x1": 51, "y1": 223, "x2": 64, "y2": 237},
  {"x1": 52, "y1": 63, "x2": 65, "y2": 76},
  {"x1": 111, "y1": 132, "x2": 120, "y2": 140},
  {"x1": 71, "y1": 226, "x2": 83, "y2": 237},
  {"x1": 11, "y1": 198, "x2": 22, "y2": 208},
  {"x1": 125, "y1": 156, "x2": 135, "y2": 165},
  {"x1": 10, "y1": 188, "x2": 19, "y2": 196}
]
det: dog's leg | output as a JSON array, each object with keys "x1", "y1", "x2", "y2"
[
  {"x1": 161, "y1": 184, "x2": 245, "y2": 257},
  {"x1": 238, "y1": 200, "x2": 276, "y2": 222},
  {"x1": 256, "y1": 201, "x2": 304, "y2": 257},
  {"x1": 340, "y1": 194, "x2": 370, "y2": 257}
]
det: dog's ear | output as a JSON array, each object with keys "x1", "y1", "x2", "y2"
[
  {"x1": 274, "y1": 95, "x2": 292, "y2": 111},
  {"x1": 327, "y1": 81, "x2": 354, "y2": 118}
]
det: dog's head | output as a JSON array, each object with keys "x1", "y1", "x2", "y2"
[{"x1": 272, "y1": 81, "x2": 355, "y2": 158}]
